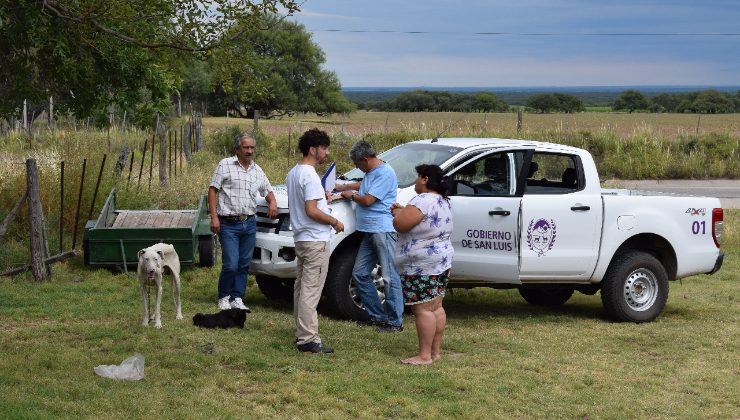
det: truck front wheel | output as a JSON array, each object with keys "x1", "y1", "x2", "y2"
[
  {"x1": 518, "y1": 286, "x2": 574, "y2": 306},
  {"x1": 323, "y1": 245, "x2": 386, "y2": 321},
  {"x1": 601, "y1": 251, "x2": 669, "y2": 323}
]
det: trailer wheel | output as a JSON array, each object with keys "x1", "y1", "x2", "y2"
[
  {"x1": 198, "y1": 234, "x2": 216, "y2": 267},
  {"x1": 256, "y1": 275, "x2": 294, "y2": 301},
  {"x1": 83, "y1": 238, "x2": 91, "y2": 266},
  {"x1": 323, "y1": 245, "x2": 386, "y2": 320},
  {"x1": 601, "y1": 251, "x2": 669, "y2": 323},
  {"x1": 518, "y1": 286, "x2": 574, "y2": 306}
]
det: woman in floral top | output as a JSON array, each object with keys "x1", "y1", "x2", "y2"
[{"x1": 391, "y1": 164, "x2": 453, "y2": 365}]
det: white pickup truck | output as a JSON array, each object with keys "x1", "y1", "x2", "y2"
[{"x1": 251, "y1": 138, "x2": 725, "y2": 323}]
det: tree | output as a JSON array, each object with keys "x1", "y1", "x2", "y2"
[
  {"x1": 470, "y1": 92, "x2": 509, "y2": 112},
  {"x1": 0, "y1": 1, "x2": 299, "y2": 123},
  {"x1": 651, "y1": 93, "x2": 684, "y2": 113},
  {"x1": 527, "y1": 94, "x2": 560, "y2": 113},
  {"x1": 691, "y1": 90, "x2": 736, "y2": 114},
  {"x1": 613, "y1": 90, "x2": 649, "y2": 113},
  {"x1": 553, "y1": 93, "x2": 585, "y2": 113},
  {"x1": 211, "y1": 15, "x2": 353, "y2": 119}
]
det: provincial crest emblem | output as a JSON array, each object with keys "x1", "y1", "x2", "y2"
[{"x1": 527, "y1": 218, "x2": 557, "y2": 257}]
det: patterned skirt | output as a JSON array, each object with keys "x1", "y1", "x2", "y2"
[{"x1": 401, "y1": 271, "x2": 449, "y2": 305}]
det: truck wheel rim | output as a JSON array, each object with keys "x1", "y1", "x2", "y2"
[
  {"x1": 624, "y1": 269, "x2": 658, "y2": 311},
  {"x1": 349, "y1": 266, "x2": 386, "y2": 309}
]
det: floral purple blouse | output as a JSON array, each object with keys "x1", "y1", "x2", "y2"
[{"x1": 395, "y1": 193, "x2": 453, "y2": 276}]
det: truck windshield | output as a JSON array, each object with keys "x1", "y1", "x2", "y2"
[{"x1": 342, "y1": 143, "x2": 462, "y2": 188}]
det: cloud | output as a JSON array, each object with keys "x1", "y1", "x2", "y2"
[{"x1": 296, "y1": 10, "x2": 357, "y2": 20}]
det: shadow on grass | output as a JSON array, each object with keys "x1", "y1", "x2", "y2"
[{"x1": 442, "y1": 290, "x2": 609, "y2": 323}]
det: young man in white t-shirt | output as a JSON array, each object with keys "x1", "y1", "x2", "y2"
[{"x1": 286, "y1": 129, "x2": 344, "y2": 354}]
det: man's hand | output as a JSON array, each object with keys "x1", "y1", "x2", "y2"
[
  {"x1": 332, "y1": 220, "x2": 345, "y2": 233},
  {"x1": 265, "y1": 191, "x2": 278, "y2": 219},
  {"x1": 340, "y1": 190, "x2": 353, "y2": 200},
  {"x1": 267, "y1": 201, "x2": 278, "y2": 219},
  {"x1": 210, "y1": 217, "x2": 220, "y2": 234}
]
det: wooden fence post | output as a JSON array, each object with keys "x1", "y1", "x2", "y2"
[
  {"x1": 87, "y1": 154, "x2": 107, "y2": 221},
  {"x1": 517, "y1": 110, "x2": 523, "y2": 132},
  {"x1": 27, "y1": 159, "x2": 50, "y2": 281},
  {"x1": 49, "y1": 96, "x2": 54, "y2": 129},
  {"x1": 159, "y1": 130, "x2": 168, "y2": 187},
  {"x1": 696, "y1": 115, "x2": 701, "y2": 135},
  {"x1": 183, "y1": 124, "x2": 192, "y2": 163},
  {"x1": 196, "y1": 112, "x2": 203, "y2": 151},
  {"x1": 59, "y1": 161, "x2": 64, "y2": 252},
  {"x1": 71, "y1": 159, "x2": 86, "y2": 250}
]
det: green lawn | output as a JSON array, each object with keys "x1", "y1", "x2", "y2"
[{"x1": 0, "y1": 247, "x2": 737, "y2": 418}]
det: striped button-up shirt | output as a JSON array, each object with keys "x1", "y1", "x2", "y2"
[{"x1": 210, "y1": 156, "x2": 273, "y2": 216}]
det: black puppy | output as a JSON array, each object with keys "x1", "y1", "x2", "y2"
[{"x1": 192, "y1": 308, "x2": 249, "y2": 329}]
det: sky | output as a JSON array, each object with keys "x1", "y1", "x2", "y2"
[{"x1": 288, "y1": 0, "x2": 740, "y2": 88}]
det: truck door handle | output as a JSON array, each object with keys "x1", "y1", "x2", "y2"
[
  {"x1": 570, "y1": 205, "x2": 590, "y2": 211},
  {"x1": 489, "y1": 210, "x2": 511, "y2": 216}
]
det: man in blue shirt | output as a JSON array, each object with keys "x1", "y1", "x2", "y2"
[{"x1": 337, "y1": 140, "x2": 403, "y2": 332}]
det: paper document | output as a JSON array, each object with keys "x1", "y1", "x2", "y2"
[{"x1": 321, "y1": 161, "x2": 337, "y2": 192}]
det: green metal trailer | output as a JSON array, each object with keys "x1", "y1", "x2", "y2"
[{"x1": 83, "y1": 189, "x2": 216, "y2": 271}]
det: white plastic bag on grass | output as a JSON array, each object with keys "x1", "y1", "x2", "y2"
[{"x1": 94, "y1": 354, "x2": 145, "y2": 380}]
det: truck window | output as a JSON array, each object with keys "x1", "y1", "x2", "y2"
[
  {"x1": 342, "y1": 143, "x2": 462, "y2": 188},
  {"x1": 525, "y1": 152, "x2": 582, "y2": 194},
  {"x1": 450, "y1": 152, "x2": 519, "y2": 197}
]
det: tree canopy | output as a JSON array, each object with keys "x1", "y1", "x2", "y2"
[
  {"x1": 613, "y1": 90, "x2": 650, "y2": 113},
  {"x1": 0, "y1": 0, "x2": 299, "y2": 123},
  {"x1": 371, "y1": 90, "x2": 509, "y2": 112},
  {"x1": 526, "y1": 93, "x2": 585, "y2": 113},
  {"x1": 208, "y1": 15, "x2": 353, "y2": 118}
]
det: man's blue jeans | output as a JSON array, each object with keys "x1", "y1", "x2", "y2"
[
  {"x1": 352, "y1": 232, "x2": 404, "y2": 327},
  {"x1": 217, "y1": 216, "x2": 256, "y2": 300}
]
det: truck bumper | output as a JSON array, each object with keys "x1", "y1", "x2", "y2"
[
  {"x1": 250, "y1": 233, "x2": 298, "y2": 279},
  {"x1": 707, "y1": 252, "x2": 724, "y2": 275}
]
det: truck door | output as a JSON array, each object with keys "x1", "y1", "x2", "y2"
[
  {"x1": 447, "y1": 150, "x2": 530, "y2": 282},
  {"x1": 519, "y1": 152, "x2": 602, "y2": 280}
]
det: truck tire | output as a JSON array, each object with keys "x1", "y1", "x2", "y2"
[
  {"x1": 83, "y1": 238, "x2": 91, "y2": 266},
  {"x1": 323, "y1": 246, "x2": 377, "y2": 321},
  {"x1": 601, "y1": 251, "x2": 669, "y2": 323},
  {"x1": 198, "y1": 234, "x2": 216, "y2": 267},
  {"x1": 518, "y1": 286, "x2": 574, "y2": 306},
  {"x1": 256, "y1": 275, "x2": 294, "y2": 301}
]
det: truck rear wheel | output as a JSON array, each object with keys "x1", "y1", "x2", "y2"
[
  {"x1": 198, "y1": 234, "x2": 216, "y2": 267},
  {"x1": 601, "y1": 251, "x2": 669, "y2": 323},
  {"x1": 256, "y1": 275, "x2": 294, "y2": 301},
  {"x1": 518, "y1": 286, "x2": 574, "y2": 306}
]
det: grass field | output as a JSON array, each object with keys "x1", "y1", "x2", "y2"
[
  {"x1": 207, "y1": 111, "x2": 740, "y2": 141},
  {"x1": 0, "y1": 223, "x2": 737, "y2": 418},
  {"x1": 0, "y1": 112, "x2": 738, "y2": 418}
]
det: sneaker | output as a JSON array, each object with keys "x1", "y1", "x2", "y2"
[
  {"x1": 356, "y1": 318, "x2": 385, "y2": 327},
  {"x1": 230, "y1": 298, "x2": 250, "y2": 311},
  {"x1": 377, "y1": 324, "x2": 404, "y2": 333},
  {"x1": 297, "y1": 341, "x2": 334, "y2": 354},
  {"x1": 218, "y1": 296, "x2": 231, "y2": 311}
]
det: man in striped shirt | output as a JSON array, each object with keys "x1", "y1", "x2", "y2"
[{"x1": 209, "y1": 134, "x2": 278, "y2": 311}]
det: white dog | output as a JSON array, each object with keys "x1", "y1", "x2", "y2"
[{"x1": 137, "y1": 243, "x2": 183, "y2": 328}]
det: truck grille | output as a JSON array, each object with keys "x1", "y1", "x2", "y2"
[{"x1": 256, "y1": 211, "x2": 288, "y2": 233}]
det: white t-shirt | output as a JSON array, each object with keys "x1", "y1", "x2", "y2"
[{"x1": 286, "y1": 164, "x2": 332, "y2": 242}]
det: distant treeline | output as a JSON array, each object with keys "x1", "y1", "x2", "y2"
[{"x1": 347, "y1": 89, "x2": 740, "y2": 114}]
